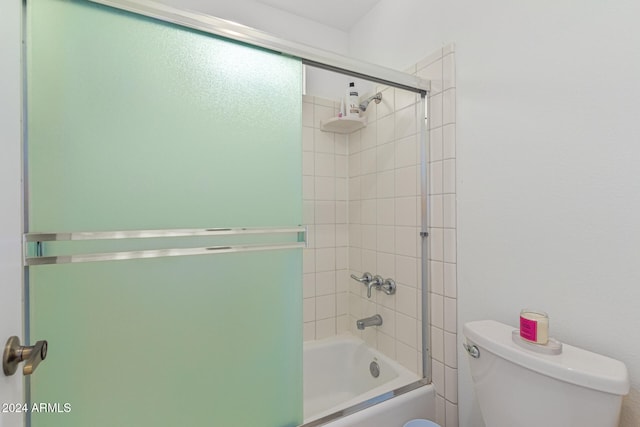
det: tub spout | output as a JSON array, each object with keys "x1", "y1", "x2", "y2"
[{"x1": 357, "y1": 314, "x2": 383, "y2": 330}]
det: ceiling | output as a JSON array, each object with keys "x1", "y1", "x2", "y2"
[{"x1": 254, "y1": 0, "x2": 383, "y2": 32}]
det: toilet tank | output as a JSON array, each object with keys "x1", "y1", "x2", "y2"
[{"x1": 463, "y1": 320, "x2": 629, "y2": 427}]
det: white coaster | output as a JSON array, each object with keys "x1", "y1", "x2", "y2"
[{"x1": 512, "y1": 329, "x2": 563, "y2": 355}]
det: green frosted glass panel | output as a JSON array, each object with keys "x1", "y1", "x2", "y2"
[
  {"x1": 27, "y1": 0, "x2": 302, "y2": 231},
  {"x1": 26, "y1": 0, "x2": 303, "y2": 426},
  {"x1": 30, "y1": 251, "x2": 302, "y2": 427}
]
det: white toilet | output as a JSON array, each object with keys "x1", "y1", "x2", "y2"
[{"x1": 463, "y1": 320, "x2": 629, "y2": 427}]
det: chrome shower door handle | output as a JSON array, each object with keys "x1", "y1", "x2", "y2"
[{"x1": 3, "y1": 336, "x2": 48, "y2": 376}]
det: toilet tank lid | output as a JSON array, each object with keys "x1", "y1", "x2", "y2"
[{"x1": 463, "y1": 320, "x2": 630, "y2": 396}]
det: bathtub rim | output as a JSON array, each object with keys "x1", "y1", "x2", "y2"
[{"x1": 299, "y1": 378, "x2": 431, "y2": 427}]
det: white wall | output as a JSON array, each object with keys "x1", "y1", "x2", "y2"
[
  {"x1": 350, "y1": 1, "x2": 640, "y2": 426},
  {"x1": 0, "y1": 1, "x2": 24, "y2": 424}
]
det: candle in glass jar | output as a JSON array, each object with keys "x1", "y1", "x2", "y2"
[{"x1": 520, "y1": 310, "x2": 549, "y2": 344}]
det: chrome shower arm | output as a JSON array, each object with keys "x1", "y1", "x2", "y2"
[{"x1": 359, "y1": 92, "x2": 382, "y2": 112}]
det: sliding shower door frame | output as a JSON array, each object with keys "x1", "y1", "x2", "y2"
[
  {"x1": 23, "y1": 2, "x2": 305, "y2": 425},
  {"x1": 89, "y1": 0, "x2": 430, "y2": 95},
  {"x1": 301, "y1": 93, "x2": 431, "y2": 427},
  {"x1": 20, "y1": 1, "x2": 433, "y2": 426}
]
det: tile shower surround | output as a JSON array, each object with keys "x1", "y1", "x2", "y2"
[{"x1": 302, "y1": 45, "x2": 457, "y2": 427}]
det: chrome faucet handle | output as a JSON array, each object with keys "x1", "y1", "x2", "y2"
[
  {"x1": 350, "y1": 272, "x2": 373, "y2": 283},
  {"x1": 367, "y1": 275, "x2": 383, "y2": 298},
  {"x1": 381, "y1": 278, "x2": 396, "y2": 295}
]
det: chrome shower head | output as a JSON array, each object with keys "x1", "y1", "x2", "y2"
[{"x1": 359, "y1": 92, "x2": 383, "y2": 112}]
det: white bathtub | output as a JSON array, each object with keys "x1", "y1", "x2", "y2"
[{"x1": 303, "y1": 334, "x2": 436, "y2": 426}]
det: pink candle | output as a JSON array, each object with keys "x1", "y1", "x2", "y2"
[{"x1": 520, "y1": 310, "x2": 549, "y2": 344}]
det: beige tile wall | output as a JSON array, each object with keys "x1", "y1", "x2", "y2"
[
  {"x1": 302, "y1": 43, "x2": 458, "y2": 427},
  {"x1": 302, "y1": 96, "x2": 350, "y2": 341},
  {"x1": 347, "y1": 85, "x2": 424, "y2": 376}
]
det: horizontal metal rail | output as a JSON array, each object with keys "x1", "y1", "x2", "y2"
[
  {"x1": 25, "y1": 242, "x2": 305, "y2": 266},
  {"x1": 24, "y1": 226, "x2": 306, "y2": 266},
  {"x1": 25, "y1": 226, "x2": 306, "y2": 242}
]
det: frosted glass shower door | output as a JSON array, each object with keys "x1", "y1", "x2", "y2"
[{"x1": 25, "y1": 1, "x2": 302, "y2": 426}]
